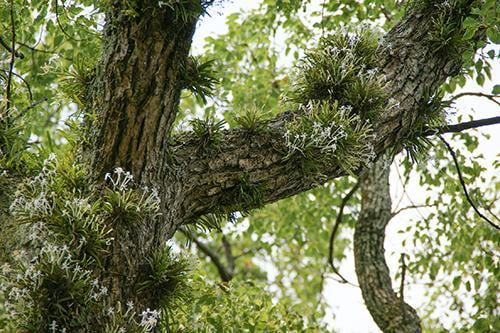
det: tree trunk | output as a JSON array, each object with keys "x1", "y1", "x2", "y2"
[
  {"x1": 354, "y1": 157, "x2": 421, "y2": 332},
  {"x1": 84, "y1": 0, "x2": 476, "y2": 313},
  {"x1": 86, "y1": 2, "x2": 198, "y2": 307}
]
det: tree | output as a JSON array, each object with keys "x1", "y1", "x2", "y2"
[{"x1": 0, "y1": 0, "x2": 499, "y2": 332}]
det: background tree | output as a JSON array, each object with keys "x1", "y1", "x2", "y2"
[{"x1": 0, "y1": 0, "x2": 498, "y2": 332}]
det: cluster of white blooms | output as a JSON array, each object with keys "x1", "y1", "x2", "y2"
[
  {"x1": 47, "y1": 320, "x2": 67, "y2": 333},
  {"x1": 9, "y1": 154, "x2": 57, "y2": 218},
  {"x1": 284, "y1": 121, "x2": 347, "y2": 156},
  {"x1": 139, "y1": 308, "x2": 161, "y2": 332},
  {"x1": 105, "y1": 167, "x2": 134, "y2": 191},
  {"x1": 284, "y1": 102, "x2": 352, "y2": 158},
  {"x1": 3, "y1": 156, "x2": 168, "y2": 330},
  {"x1": 323, "y1": 44, "x2": 355, "y2": 59},
  {"x1": 90, "y1": 278, "x2": 109, "y2": 301},
  {"x1": 105, "y1": 167, "x2": 161, "y2": 216}
]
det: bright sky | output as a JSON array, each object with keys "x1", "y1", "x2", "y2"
[{"x1": 193, "y1": 3, "x2": 499, "y2": 332}]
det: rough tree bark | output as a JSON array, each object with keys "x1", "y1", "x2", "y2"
[
  {"x1": 86, "y1": 0, "x2": 476, "y2": 312},
  {"x1": 354, "y1": 157, "x2": 421, "y2": 332},
  {"x1": 86, "y1": 1, "x2": 200, "y2": 306}
]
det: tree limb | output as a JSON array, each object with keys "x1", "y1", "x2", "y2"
[
  {"x1": 423, "y1": 116, "x2": 500, "y2": 136},
  {"x1": 446, "y1": 92, "x2": 499, "y2": 106},
  {"x1": 354, "y1": 156, "x2": 421, "y2": 332},
  {"x1": 174, "y1": 1, "x2": 477, "y2": 221},
  {"x1": 327, "y1": 181, "x2": 359, "y2": 284},
  {"x1": 391, "y1": 203, "x2": 438, "y2": 218},
  {"x1": 438, "y1": 135, "x2": 500, "y2": 230},
  {"x1": 180, "y1": 228, "x2": 234, "y2": 282}
]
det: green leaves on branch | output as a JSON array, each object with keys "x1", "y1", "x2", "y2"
[
  {"x1": 189, "y1": 116, "x2": 225, "y2": 150},
  {"x1": 138, "y1": 247, "x2": 192, "y2": 310},
  {"x1": 396, "y1": 91, "x2": 447, "y2": 162},
  {"x1": 181, "y1": 56, "x2": 218, "y2": 104},
  {"x1": 284, "y1": 30, "x2": 383, "y2": 173},
  {"x1": 59, "y1": 57, "x2": 95, "y2": 107},
  {"x1": 233, "y1": 106, "x2": 272, "y2": 135},
  {"x1": 1, "y1": 154, "x2": 168, "y2": 332},
  {"x1": 289, "y1": 30, "x2": 386, "y2": 120},
  {"x1": 284, "y1": 101, "x2": 375, "y2": 174}
]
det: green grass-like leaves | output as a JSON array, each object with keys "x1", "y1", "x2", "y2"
[
  {"x1": 284, "y1": 101, "x2": 375, "y2": 174},
  {"x1": 190, "y1": 117, "x2": 225, "y2": 150},
  {"x1": 290, "y1": 29, "x2": 386, "y2": 120},
  {"x1": 138, "y1": 247, "x2": 192, "y2": 307},
  {"x1": 182, "y1": 56, "x2": 218, "y2": 104}
]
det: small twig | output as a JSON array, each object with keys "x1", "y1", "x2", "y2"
[
  {"x1": 381, "y1": 7, "x2": 394, "y2": 23},
  {"x1": 0, "y1": 35, "x2": 23, "y2": 58},
  {"x1": 438, "y1": 135, "x2": 500, "y2": 230},
  {"x1": 328, "y1": 181, "x2": 360, "y2": 285},
  {"x1": 399, "y1": 253, "x2": 407, "y2": 302},
  {"x1": 393, "y1": 162, "x2": 411, "y2": 212},
  {"x1": 391, "y1": 203, "x2": 438, "y2": 218},
  {"x1": 320, "y1": 0, "x2": 326, "y2": 37},
  {"x1": 233, "y1": 245, "x2": 262, "y2": 260},
  {"x1": 180, "y1": 228, "x2": 234, "y2": 282},
  {"x1": 55, "y1": 0, "x2": 86, "y2": 42},
  {"x1": 446, "y1": 92, "x2": 500, "y2": 107},
  {"x1": 5, "y1": 0, "x2": 16, "y2": 113},
  {"x1": 19, "y1": 98, "x2": 48, "y2": 116},
  {"x1": 1, "y1": 69, "x2": 33, "y2": 102},
  {"x1": 395, "y1": 165, "x2": 428, "y2": 222}
]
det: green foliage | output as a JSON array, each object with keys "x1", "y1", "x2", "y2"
[
  {"x1": 232, "y1": 173, "x2": 265, "y2": 210},
  {"x1": 168, "y1": 274, "x2": 323, "y2": 332},
  {"x1": 0, "y1": 154, "x2": 166, "y2": 332},
  {"x1": 59, "y1": 57, "x2": 95, "y2": 107},
  {"x1": 102, "y1": 172, "x2": 160, "y2": 227},
  {"x1": 289, "y1": 30, "x2": 386, "y2": 120},
  {"x1": 138, "y1": 247, "x2": 192, "y2": 310},
  {"x1": 0, "y1": 111, "x2": 32, "y2": 174},
  {"x1": 395, "y1": 91, "x2": 448, "y2": 162},
  {"x1": 284, "y1": 100, "x2": 375, "y2": 174},
  {"x1": 190, "y1": 212, "x2": 236, "y2": 233},
  {"x1": 160, "y1": 0, "x2": 213, "y2": 23},
  {"x1": 181, "y1": 56, "x2": 218, "y2": 104},
  {"x1": 1, "y1": 0, "x2": 499, "y2": 332},
  {"x1": 425, "y1": 0, "x2": 475, "y2": 53},
  {"x1": 0, "y1": 0, "x2": 102, "y2": 146},
  {"x1": 190, "y1": 117, "x2": 225, "y2": 150},
  {"x1": 233, "y1": 106, "x2": 271, "y2": 134},
  {"x1": 400, "y1": 130, "x2": 500, "y2": 331}
]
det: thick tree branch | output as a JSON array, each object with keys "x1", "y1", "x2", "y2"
[
  {"x1": 87, "y1": 2, "x2": 203, "y2": 306},
  {"x1": 88, "y1": 3, "x2": 200, "y2": 181},
  {"x1": 173, "y1": 2, "x2": 477, "y2": 221},
  {"x1": 354, "y1": 156, "x2": 421, "y2": 332}
]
